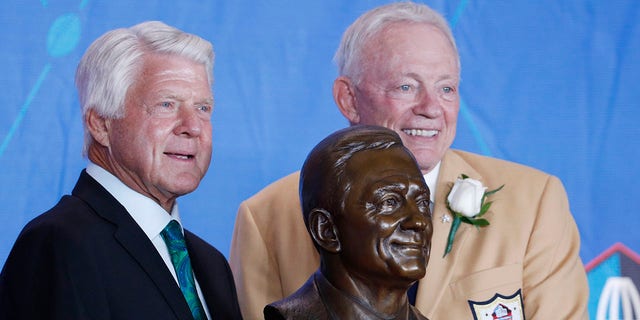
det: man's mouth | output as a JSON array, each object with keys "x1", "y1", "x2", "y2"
[
  {"x1": 165, "y1": 152, "x2": 195, "y2": 160},
  {"x1": 392, "y1": 241, "x2": 427, "y2": 253},
  {"x1": 402, "y1": 129, "x2": 438, "y2": 137}
]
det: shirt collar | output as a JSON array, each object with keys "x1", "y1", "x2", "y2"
[{"x1": 86, "y1": 162, "x2": 181, "y2": 239}]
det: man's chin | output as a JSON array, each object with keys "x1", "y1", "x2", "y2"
[
  {"x1": 395, "y1": 263, "x2": 427, "y2": 281},
  {"x1": 408, "y1": 148, "x2": 444, "y2": 172},
  {"x1": 389, "y1": 254, "x2": 427, "y2": 279},
  {"x1": 162, "y1": 175, "x2": 202, "y2": 196}
]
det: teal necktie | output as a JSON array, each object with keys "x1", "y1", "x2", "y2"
[{"x1": 161, "y1": 220, "x2": 207, "y2": 320}]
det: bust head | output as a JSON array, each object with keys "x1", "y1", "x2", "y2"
[
  {"x1": 265, "y1": 125, "x2": 431, "y2": 319},
  {"x1": 300, "y1": 125, "x2": 432, "y2": 286}
]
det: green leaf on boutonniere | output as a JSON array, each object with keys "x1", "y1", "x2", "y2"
[
  {"x1": 477, "y1": 201, "x2": 492, "y2": 217},
  {"x1": 483, "y1": 185, "x2": 504, "y2": 198},
  {"x1": 461, "y1": 216, "x2": 490, "y2": 227}
]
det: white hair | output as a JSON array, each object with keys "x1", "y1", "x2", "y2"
[
  {"x1": 334, "y1": 1, "x2": 459, "y2": 85},
  {"x1": 75, "y1": 21, "x2": 214, "y2": 156}
]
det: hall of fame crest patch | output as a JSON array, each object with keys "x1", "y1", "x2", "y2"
[{"x1": 468, "y1": 289, "x2": 525, "y2": 320}]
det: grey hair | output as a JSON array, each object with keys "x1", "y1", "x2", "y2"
[
  {"x1": 333, "y1": 1, "x2": 459, "y2": 85},
  {"x1": 75, "y1": 21, "x2": 214, "y2": 156}
]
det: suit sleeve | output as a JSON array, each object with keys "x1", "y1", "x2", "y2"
[
  {"x1": 522, "y1": 175, "x2": 589, "y2": 319},
  {"x1": 230, "y1": 201, "x2": 284, "y2": 320}
]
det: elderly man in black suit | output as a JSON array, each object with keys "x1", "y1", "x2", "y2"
[{"x1": 0, "y1": 21, "x2": 242, "y2": 320}]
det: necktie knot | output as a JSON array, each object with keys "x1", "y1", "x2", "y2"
[
  {"x1": 161, "y1": 220, "x2": 207, "y2": 320},
  {"x1": 162, "y1": 220, "x2": 187, "y2": 252}
]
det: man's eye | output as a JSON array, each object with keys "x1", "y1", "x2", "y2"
[
  {"x1": 380, "y1": 196, "x2": 400, "y2": 212},
  {"x1": 442, "y1": 86, "x2": 458, "y2": 95},
  {"x1": 384, "y1": 198, "x2": 398, "y2": 206},
  {"x1": 440, "y1": 85, "x2": 458, "y2": 101},
  {"x1": 417, "y1": 199, "x2": 431, "y2": 213},
  {"x1": 399, "y1": 84, "x2": 411, "y2": 91},
  {"x1": 197, "y1": 105, "x2": 212, "y2": 112},
  {"x1": 151, "y1": 101, "x2": 176, "y2": 114}
]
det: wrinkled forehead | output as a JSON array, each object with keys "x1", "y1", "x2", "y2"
[{"x1": 357, "y1": 22, "x2": 459, "y2": 73}]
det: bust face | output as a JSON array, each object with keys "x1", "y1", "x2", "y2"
[{"x1": 336, "y1": 145, "x2": 432, "y2": 285}]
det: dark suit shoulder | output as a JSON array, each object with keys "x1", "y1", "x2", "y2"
[
  {"x1": 6, "y1": 193, "x2": 110, "y2": 260},
  {"x1": 0, "y1": 193, "x2": 115, "y2": 319}
]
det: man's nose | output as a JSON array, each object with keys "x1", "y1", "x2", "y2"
[
  {"x1": 402, "y1": 208, "x2": 429, "y2": 232},
  {"x1": 412, "y1": 90, "x2": 443, "y2": 118},
  {"x1": 174, "y1": 106, "x2": 202, "y2": 137}
]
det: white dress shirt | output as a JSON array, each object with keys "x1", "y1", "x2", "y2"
[{"x1": 86, "y1": 162, "x2": 211, "y2": 319}]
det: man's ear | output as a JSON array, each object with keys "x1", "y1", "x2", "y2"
[
  {"x1": 333, "y1": 76, "x2": 360, "y2": 124},
  {"x1": 86, "y1": 108, "x2": 111, "y2": 147},
  {"x1": 309, "y1": 208, "x2": 341, "y2": 253}
]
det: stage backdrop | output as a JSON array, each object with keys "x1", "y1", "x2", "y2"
[{"x1": 1, "y1": 1, "x2": 639, "y2": 317}]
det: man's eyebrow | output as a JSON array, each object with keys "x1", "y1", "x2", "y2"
[
  {"x1": 436, "y1": 74, "x2": 459, "y2": 82},
  {"x1": 152, "y1": 92, "x2": 213, "y2": 105},
  {"x1": 196, "y1": 97, "x2": 214, "y2": 105},
  {"x1": 150, "y1": 91, "x2": 180, "y2": 101},
  {"x1": 374, "y1": 182, "x2": 407, "y2": 193},
  {"x1": 401, "y1": 72, "x2": 459, "y2": 84}
]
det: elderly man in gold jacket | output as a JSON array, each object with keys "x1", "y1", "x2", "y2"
[{"x1": 230, "y1": 2, "x2": 589, "y2": 319}]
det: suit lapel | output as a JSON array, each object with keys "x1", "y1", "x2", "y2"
[
  {"x1": 415, "y1": 150, "x2": 482, "y2": 314},
  {"x1": 72, "y1": 171, "x2": 193, "y2": 320},
  {"x1": 113, "y1": 222, "x2": 193, "y2": 319}
]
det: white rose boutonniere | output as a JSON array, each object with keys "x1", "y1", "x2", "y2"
[{"x1": 443, "y1": 174, "x2": 504, "y2": 257}]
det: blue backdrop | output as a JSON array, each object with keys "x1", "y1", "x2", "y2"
[{"x1": 1, "y1": 1, "x2": 639, "y2": 317}]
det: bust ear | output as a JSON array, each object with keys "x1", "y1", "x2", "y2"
[{"x1": 309, "y1": 208, "x2": 341, "y2": 253}]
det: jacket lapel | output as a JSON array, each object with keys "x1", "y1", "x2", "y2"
[
  {"x1": 72, "y1": 170, "x2": 193, "y2": 320},
  {"x1": 415, "y1": 150, "x2": 482, "y2": 314},
  {"x1": 112, "y1": 223, "x2": 193, "y2": 320}
]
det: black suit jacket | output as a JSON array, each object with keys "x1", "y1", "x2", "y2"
[{"x1": 0, "y1": 170, "x2": 242, "y2": 320}]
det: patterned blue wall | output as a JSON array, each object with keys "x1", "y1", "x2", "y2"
[{"x1": 1, "y1": 1, "x2": 639, "y2": 317}]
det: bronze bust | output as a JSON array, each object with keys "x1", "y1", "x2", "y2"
[{"x1": 264, "y1": 125, "x2": 432, "y2": 320}]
